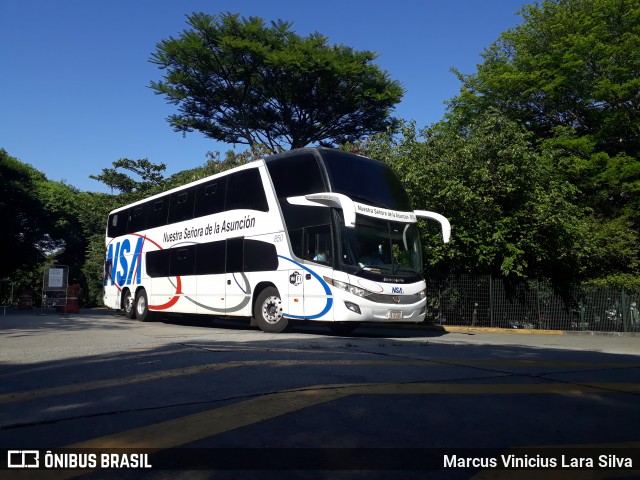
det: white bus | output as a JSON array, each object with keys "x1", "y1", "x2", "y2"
[{"x1": 103, "y1": 148, "x2": 450, "y2": 333}]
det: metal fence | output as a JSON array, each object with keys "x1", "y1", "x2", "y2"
[{"x1": 424, "y1": 275, "x2": 640, "y2": 332}]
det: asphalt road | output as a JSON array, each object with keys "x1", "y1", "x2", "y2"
[{"x1": 1, "y1": 309, "x2": 639, "y2": 480}]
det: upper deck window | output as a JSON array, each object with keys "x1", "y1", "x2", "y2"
[
  {"x1": 265, "y1": 152, "x2": 326, "y2": 199},
  {"x1": 226, "y1": 169, "x2": 269, "y2": 212}
]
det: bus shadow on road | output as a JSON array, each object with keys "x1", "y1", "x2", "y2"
[{"x1": 156, "y1": 312, "x2": 450, "y2": 339}]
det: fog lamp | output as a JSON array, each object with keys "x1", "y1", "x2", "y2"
[{"x1": 344, "y1": 301, "x2": 361, "y2": 314}]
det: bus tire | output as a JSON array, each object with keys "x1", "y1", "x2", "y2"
[
  {"x1": 254, "y1": 287, "x2": 289, "y2": 333},
  {"x1": 123, "y1": 290, "x2": 135, "y2": 319},
  {"x1": 135, "y1": 289, "x2": 154, "y2": 322},
  {"x1": 329, "y1": 322, "x2": 360, "y2": 335}
]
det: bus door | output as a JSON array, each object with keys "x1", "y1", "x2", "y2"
[
  {"x1": 302, "y1": 226, "x2": 333, "y2": 321},
  {"x1": 286, "y1": 267, "x2": 305, "y2": 318},
  {"x1": 280, "y1": 229, "x2": 304, "y2": 318}
]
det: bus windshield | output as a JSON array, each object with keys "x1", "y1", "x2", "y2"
[{"x1": 341, "y1": 214, "x2": 423, "y2": 277}]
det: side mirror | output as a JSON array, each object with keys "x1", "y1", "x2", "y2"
[{"x1": 414, "y1": 210, "x2": 451, "y2": 243}]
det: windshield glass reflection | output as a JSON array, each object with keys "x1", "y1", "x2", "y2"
[{"x1": 341, "y1": 214, "x2": 423, "y2": 276}]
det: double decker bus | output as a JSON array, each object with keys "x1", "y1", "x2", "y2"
[{"x1": 103, "y1": 148, "x2": 450, "y2": 333}]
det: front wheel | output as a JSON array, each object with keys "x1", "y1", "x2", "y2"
[
  {"x1": 254, "y1": 287, "x2": 289, "y2": 333},
  {"x1": 135, "y1": 289, "x2": 154, "y2": 322}
]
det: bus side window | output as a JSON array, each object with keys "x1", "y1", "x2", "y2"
[
  {"x1": 226, "y1": 237, "x2": 244, "y2": 273},
  {"x1": 147, "y1": 199, "x2": 169, "y2": 229},
  {"x1": 108, "y1": 213, "x2": 126, "y2": 238},
  {"x1": 168, "y1": 187, "x2": 196, "y2": 224},
  {"x1": 288, "y1": 229, "x2": 303, "y2": 259},
  {"x1": 244, "y1": 240, "x2": 278, "y2": 272},
  {"x1": 265, "y1": 152, "x2": 326, "y2": 198},
  {"x1": 195, "y1": 241, "x2": 226, "y2": 275},
  {"x1": 226, "y1": 169, "x2": 269, "y2": 212},
  {"x1": 170, "y1": 247, "x2": 195, "y2": 276},
  {"x1": 195, "y1": 179, "x2": 227, "y2": 218},
  {"x1": 146, "y1": 249, "x2": 171, "y2": 277},
  {"x1": 127, "y1": 205, "x2": 147, "y2": 233}
]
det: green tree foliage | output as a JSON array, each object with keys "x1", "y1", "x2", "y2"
[
  {"x1": 150, "y1": 12, "x2": 404, "y2": 151},
  {"x1": 451, "y1": 0, "x2": 640, "y2": 147},
  {"x1": 0, "y1": 149, "x2": 89, "y2": 295},
  {"x1": 163, "y1": 148, "x2": 257, "y2": 189},
  {"x1": 446, "y1": 0, "x2": 640, "y2": 286},
  {"x1": 358, "y1": 116, "x2": 585, "y2": 288},
  {"x1": 76, "y1": 191, "x2": 122, "y2": 305},
  {"x1": 90, "y1": 158, "x2": 167, "y2": 194},
  {"x1": 35, "y1": 179, "x2": 86, "y2": 283},
  {"x1": 0, "y1": 149, "x2": 49, "y2": 278}
]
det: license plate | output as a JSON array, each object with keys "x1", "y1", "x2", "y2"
[{"x1": 387, "y1": 310, "x2": 403, "y2": 320}]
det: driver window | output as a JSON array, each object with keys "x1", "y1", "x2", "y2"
[{"x1": 304, "y1": 225, "x2": 332, "y2": 266}]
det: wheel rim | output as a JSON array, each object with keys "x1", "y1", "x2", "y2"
[
  {"x1": 262, "y1": 296, "x2": 283, "y2": 324},
  {"x1": 136, "y1": 295, "x2": 146, "y2": 316}
]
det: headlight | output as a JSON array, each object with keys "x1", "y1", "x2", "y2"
[
  {"x1": 324, "y1": 277, "x2": 372, "y2": 298},
  {"x1": 419, "y1": 289, "x2": 427, "y2": 299}
]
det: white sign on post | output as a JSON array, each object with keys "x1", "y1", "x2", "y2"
[{"x1": 48, "y1": 268, "x2": 64, "y2": 288}]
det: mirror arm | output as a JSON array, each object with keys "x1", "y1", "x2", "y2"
[
  {"x1": 414, "y1": 210, "x2": 451, "y2": 243},
  {"x1": 287, "y1": 193, "x2": 357, "y2": 228}
]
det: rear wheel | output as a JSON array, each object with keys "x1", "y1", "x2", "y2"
[
  {"x1": 123, "y1": 290, "x2": 135, "y2": 319},
  {"x1": 254, "y1": 287, "x2": 289, "y2": 333},
  {"x1": 135, "y1": 289, "x2": 154, "y2": 322}
]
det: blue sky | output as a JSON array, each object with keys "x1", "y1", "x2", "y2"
[{"x1": 0, "y1": 0, "x2": 529, "y2": 192}]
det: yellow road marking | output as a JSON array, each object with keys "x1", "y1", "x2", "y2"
[
  {"x1": 0, "y1": 360, "x2": 431, "y2": 404},
  {"x1": 10, "y1": 388, "x2": 350, "y2": 480},
  {"x1": 62, "y1": 381, "x2": 640, "y2": 450},
  {"x1": 70, "y1": 387, "x2": 348, "y2": 449},
  {"x1": 2, "y1": 357, "x2": 639, "y2": 405},
  {"x1": 8, "y1": 382, "x2": 640, "y2": 480},
  {"x1": 0, "y1": 345, "x2": 189, "y2": 379}
]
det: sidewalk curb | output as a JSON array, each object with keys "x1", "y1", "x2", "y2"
[
  {"x1": 431, "y1": 325, "x2": 565, "y2": 336},
  {"x1": 389, "y1": 323, "x2": 640, "y2": 337}
]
